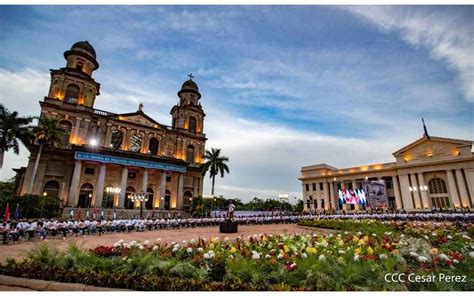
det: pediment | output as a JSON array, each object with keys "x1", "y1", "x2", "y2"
[
  {"x1": 393, "y1": 136, "x2": 472, "y2": 160},
  {"x1": 115, "y1": 112, "x2": 162, "y2": 129}
]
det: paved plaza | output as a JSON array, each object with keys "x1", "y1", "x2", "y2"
[{"x1": 0, "y1": 224, "x2": 317, "y2": 263}]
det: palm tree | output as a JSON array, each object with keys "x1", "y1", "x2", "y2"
[
  {"x1": 202, "y1": 148, "x2": 229, "y2": 196},
  {"x1": 0, "y1": 104, "x2": 34, "y2": 169},
  {"x1": 27, "y1": 116, "x2": 65, "y2": 194}
]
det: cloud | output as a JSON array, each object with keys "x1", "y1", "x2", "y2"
[{"x1": 344, "y1": 6, "x2": 474, "y2": 102}]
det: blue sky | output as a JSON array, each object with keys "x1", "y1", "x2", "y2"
[{"x1": 0, "y1": 6, "x2": 473, "y2": 201}]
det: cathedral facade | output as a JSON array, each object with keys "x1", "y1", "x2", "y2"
[{"x1": 15, "y1": 41, "x2": 207, "y2": 217}]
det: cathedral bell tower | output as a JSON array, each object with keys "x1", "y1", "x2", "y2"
[
  {"x1": 47, "y1": 41, "x2": 100, "y2": 108},
  {"x1": 170, "y1": 74, "x2": 205, "y2": 134}
]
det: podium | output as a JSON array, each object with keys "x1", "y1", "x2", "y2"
[{"x1": 219, "y1": 220, "x2": 238, "y2": 233}]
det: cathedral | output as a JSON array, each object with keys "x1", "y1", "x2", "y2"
[{"x1": 14, "y1": 41, "x2": 207, "y2": 217}]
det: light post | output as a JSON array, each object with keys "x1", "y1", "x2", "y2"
[
  {"x1": 213, "y1": 197, "x2": 217, "y2": 218},
  {"x1": 128, "y1": 192, "x2": 148, "y2": 219}
]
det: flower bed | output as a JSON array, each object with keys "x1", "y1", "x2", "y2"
[{"x1": 0, "y1": 220, "x2": 473, "y2": 291}]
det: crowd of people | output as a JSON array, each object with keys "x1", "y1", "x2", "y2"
[{"x1": 1, "y1": 211, "x2": 473, "y2": 244}]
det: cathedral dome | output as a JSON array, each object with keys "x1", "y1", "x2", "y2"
[
  {"x1": 178, "y1": 76, "x2": 201, "y2": 99},
  {"x1": 181, "y1": 79, "x2": 199, "y2": 92},
  {"x1": 70, "y1": 41, "x2": 97, "y2": 58},
  {"x1": 64, "y1": 40, "x2": 99, "y2": 69}
]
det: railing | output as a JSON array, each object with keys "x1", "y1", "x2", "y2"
[{"x1": 93, "y1": 108, "x2": 116, "y2": 116}]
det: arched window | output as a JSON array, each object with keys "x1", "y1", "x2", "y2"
[
  {"x1": 129, "y1": 133, "x2": 142, "y2": 152},
  {"x1": 78, "y1": 183, "x2": 94, "y2": 208},
  {"x1": 65, "y1": 84, "x2": 80, "y2": 103},
  {"x1": 146, "y1": 188, "x2": 154, "y2": 209},
  {"x1": 58, "y1": 120, "x2": 72, "y2": 146},
  {"x1": 111, "y1": 130, "x2": 123, "y2": 150},
  {"x1": 188, "y1": 116, "x2": 197, "y2": 132},
  {"x1": 43, "y1": 180, "x2": 60, "y2": 198},
  {"x1": 183, "y1": 191, "x2": 193, "y2": 205},
  {"x1": 102, "y1": 185, "x2": 116, "y2": 209},
  {"x1": 164, "y1": 190, "x2": 171, "y2": 210},
  {"x1": 428, "y1": 178, "x2": 448, "y2": 194},
  {"x1": 148, "y1": 137, "x2": 159, "y2": 155},
  {"x1": 186, "y1": 145, "x2": 195, "y2": 163},
  {"x1": 76, "y1": 61, "x2": 84, "y2": 71},
  {"x1": 125, "y1": 186, "x2": 136, "y2": 209}
]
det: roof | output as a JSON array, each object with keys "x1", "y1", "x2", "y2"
[{"x1": 392, "y1": 135, "x2": 472, "y2": 156}]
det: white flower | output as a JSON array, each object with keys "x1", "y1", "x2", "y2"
[
  {"x1": 318, "y1": 254, "x2": 326, "y2": 261},
  {"x1": 174, "y1": 243, "x2": 180, "y2": 249},
  {"x1": 301, "y1": 253, "x2": 308, "y2": 258},
  {"x1": 372, "y1": 233, "x2": 377, "y2": 237},
  {"x1": 156, "y1": 238, "x2": 162, "y2": 243},
  {"x1": 144, "y1": 240, "x2": 150, "y2": 246},
  {"x1": 431, "y1": 232, "x2": 437, "y2": 237},
  {"x1": 203, "y1": 253, "x2": 210, "y2": 259},
  {"x1": 400, "y1": 234, "x2": 405, "y2": 238},
  {"x1": 113, "y1": 242, "x2": 120, "y2": 248},
  {"x1": 229, "y1": 255, "x2": 234, "y2": 259},
  {"x1": 290, "y1": 263, "x2": 297, "y2": 269},
  {"x1": 224, "y1": 237, "x2": 230, "y2": 242},
  {"x1": 380, "y1": 254, "x2": 388, "y2": 259},
  {"x1": 417, "y1": 256, "x2": 429, "y2": 263},
  {"x1": 190, "y1": 239, "x2": 196, "y2": 244},
  {"x1": 138, "y1": 245, "x2": 144, "y2": 250},
  {"x1": 384, "y1": 232, "x2": 392, "y2": 236},
  {"x1": 129, "y1": 240, "x2": 137, "y2": 247},
  {"x1": 469, "y1": 251, "x2": 474, "y2": 258},
  {"x1": 187, "y1": 247, "x2": 193, "y2": 254},
  {"x1": 353, "y1": 255, "x2": 360, "y2": 261},
  {"x1": 123, "y1": 243, "x2": 130, "y2": 249},
  {"x1": 463, "y1": 235, "x2": 471, "y2": 240},
  {"x1": 152, "y1": 246, "x2": 159, "y2": 251},
  {"x1": 328, "y1": 234, "x2": 333, "y2": 238},
  {"x1": 424, "y1": 235, "x2": 429, "y2": 240},
  {"x1": 344, "y1": 231, "x2": 348, "y2": 235},
  {"x1": 277, "y1": 253, "x2": 284, "y2": 259},
  {"x1": 453, "y1": 259, "x2": 459, "y2": 264},
  {"x1": 182, "y1": 240, "x2": 187, "y2": 245},
  {"x1": 118, "y1": 239, "x2": 124, "y2": 244},
  {"x1": 338, "y1": 250, "x2": 345, "y2": 254},
  {"x1": 410, "y1": 252, "x2": 418, "y2": 258},
  {"x1": 447, "y1": 235, "x2": 453, "y2": 239},
  {"x1": 440, "y1": 253, "x2": 449, "y2": 260},
  {"x1": 251, "y1": 251, "x2": 261, "y2": 260},
  {"x1": 265, "y1": 254, "x2": 271, "y2": 259},
  {"x1": 197, "y1": 247, "x2": 204, "y2": 253},
  {"x1": 357, "y1": 232, "x2": 362, "y2": 235}
]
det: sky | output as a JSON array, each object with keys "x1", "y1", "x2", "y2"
[{"x1": 0, "y1": 6, "x2": 473, "y2": 202}]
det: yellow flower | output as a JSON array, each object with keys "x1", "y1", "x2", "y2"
[
  {"x1": 367, "y1": 247, "x2": 374, "y2": 255},
  {"x1": 209, "y1": 243, "x2": 215, "y2": 249},
  {"x1": 363, "y1": 235, "x2": 369, "y2": 242},
  {"x1": 354, "y1": 247, "x2": 362, "y2": 255},
  {"x1": 283, "y1": 245, "x2": 290, "y2": 253},
  {"x1": 352, "y1": 236, "x2": 359, "y2": 243},
  {"x1": 392, "y1": 249, "x2": 400, "y2": 255},
  {"x1": 430, "y1": 248, "x2": 438, "y2": 254},
  {"x1": 230, "y1": 246, "x2": 237, "y2": 253},
  {"x1": 306, "y1": 247, "x2": 317, "y2": 254},
  {"x1": 358, "y1": 239, "x2": 365, "y2": 246}
]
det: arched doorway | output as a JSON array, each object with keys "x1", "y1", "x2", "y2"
[
  {"x1": 164, "y1": 190, "x2": 171, "y2": 210},
  {"x1": 43, "y1": 180, "x2": 60, "y2": 198},
  {"x1": 428, "y1": 178, "x2": 449, "y2": 209},
  {"x1": 125, "y1": 186, "x2": 135, "y2": 209},
  {"x1": 188, "y1": 116, "x2": 197, "y2": 132},
  {"x1": 183, "y1": 191, "x2": 193, "y2": 206},
  {"x1": 78, "y1": 183, "x2": 93, "y2": 208},
  {"x1": 146, "y1": 188, "x2": 154, "y2": 209},
  {"x1": 102, "y1": 185, "x2": 115, "y2": 208},
  {"x1": 148, "y1": 138, "x2": 159, "y2": 155}
]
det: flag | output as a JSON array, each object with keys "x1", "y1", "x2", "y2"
[
  {"x1": 3, "y1": 203, "x2": 10, "y2": 222},
  {"x1": 113, "y1": 209, "x2": 117, "y2": 219},
  {"x1": 14, "y1": 203, "x2": 20, "y2": 220}
]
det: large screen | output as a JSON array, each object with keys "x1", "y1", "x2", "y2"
[{"x1": 337, "y1": 180, "x2": 388, "y2": 208}]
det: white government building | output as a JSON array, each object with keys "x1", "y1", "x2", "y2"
[{"x1": 300, "y1": 132, "x2": 474, "y2": 212}]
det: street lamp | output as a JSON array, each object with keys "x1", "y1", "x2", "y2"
[{"x1": 129, "y1": 192, "x2": 148, "y2": 218}]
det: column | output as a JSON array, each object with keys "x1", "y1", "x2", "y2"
[
  {"x1": 392, "y1": 175, "x2": 403, "y2": 210},
  {"x1": 104, "y1": 124, "x2": 112, "y2": 147},
  {"x1": 466, "y1": 169, "x2": 474, "y2": 208},
  {"x1": 410, "y1": 174, "x2": 422, "y2": 209},
  {"x1": 94, "y1": 164, "x2": 107, "y2": 208},
  {"x1": 159, "y1": 172, "x2": 166, "y2": 209},
  {"x1": 141, "y1": 169, "x2": 149, "y2": 193},
  {"x1": 329, "y1": 182, "x2": 335, "y2": 210},
  {"x1": 446, "y1": 170, "x2": 462, "y2": 208},
  {"x1": 323, "y1": 182, "x2": 329, "y2": 210},
  {"x1": 119, "y1": 166, "x2": 128, "y2": 208},
  {"x1": 68, "y1": 160, "x2": 82, "y2": 206},
  {"x1": 455, "y1": 169, "x2": 470, "y2": 208},
  {"x1": 177, "y1": 174, "x2": 184, "y2": 210},
  {"x1": 417, "y1": 173, "x2": 430, "y2": 209},
  {"x1": 72, "y1": 117, "x2": 81, "y2": 144},
  {"x1": 399, "y1": 174, "x2": 414, "y2": 210}
]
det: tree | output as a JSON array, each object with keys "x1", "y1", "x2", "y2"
[
  {"x1": 202, "y1": 148, "x2": 229, "y2": 196},
  {"x1": 0, "y1": 104, "x2": 34, "y2": 169},
  {"x1": 27, "y1": 116, "x2": 65, "y2": 194}
]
